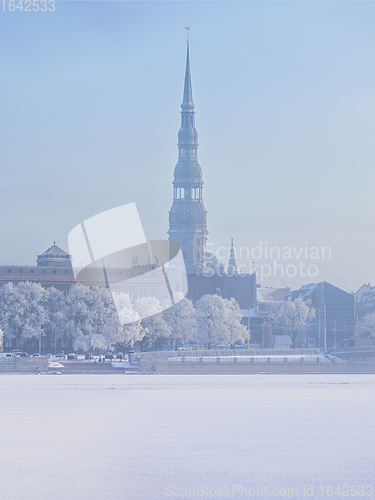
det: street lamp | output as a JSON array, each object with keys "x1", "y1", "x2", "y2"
[
  {"x1": 334, "y1": 319, "x2": 337, "y2": 359},
  {"x1": 38, "y1": 308, "x2": 42, "y2": 357},
  {"x1": 247, "y1": 303, "x2": 254, "y2": 349}
]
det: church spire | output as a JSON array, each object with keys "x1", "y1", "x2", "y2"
[
  {"x1": 168, "y1": 37, "x2": 208, "y2": 274},
  {"x1": 182, "y1": 42, "x2": 194, "y2": 110},
  {"x1": 227, "y1": 238, "x2": 237, "y2": 275}
]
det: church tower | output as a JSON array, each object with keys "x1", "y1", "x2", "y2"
[{"x1": 168, "y1": 40, "x2": 208, "y2": 274}]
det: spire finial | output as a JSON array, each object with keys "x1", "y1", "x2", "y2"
[{"x1": 185, "y1": 25, "x2": 190, "y2": 43}]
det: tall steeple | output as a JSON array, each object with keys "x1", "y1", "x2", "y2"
[
  {"x1": 168, "y1": 39, "x2": 208, "y2": 274},
  {"x1": 182, "y1": 43, "x2": 194, "y2": 109},
  {"x1": 227, "y1": 238, "x2": 238, "y2": 275}
]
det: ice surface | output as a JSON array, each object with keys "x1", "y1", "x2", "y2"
[{"x1": 0, "y1": 374, "x2": 374, "y2": 500}]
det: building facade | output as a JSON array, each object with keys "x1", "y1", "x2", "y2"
[
  {"x1": 0, "y1": 244, "x2": 75, "y2": 293},
  {"x1": 290, "y1": 281, "x2": 355, "y2": 349}
]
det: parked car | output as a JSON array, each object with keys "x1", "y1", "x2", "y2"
[
  {"x1": 11, "y1": 350, "x2": 22, "y2": 355},
  {"x1": 213, "y1": 344, "x2": 228, "y2": 349},
  {"x1": 104, "y1": 352, "x2": 113, "y2": 360},
  {"x1": 0, "y1": 353, "x2": 16, "y2": 362},
  {"x1": 67, "y1": 353, "x2": 77, "y2": 360},
  {"x1": 33, "y1": 353, "x2": 40, "y2": 357},
  {"x1": 85, "y1": 353, "x2": 94, "y2": 360},
  {"x1": 18, "y1": 352, "x2": 28, "y2": 357},
  {"x1": 56, "y1": 353, "x2": 66, "y2": 359},
  {"x1": 116, "y1": 352, "x2": 124, "y2": 360}
]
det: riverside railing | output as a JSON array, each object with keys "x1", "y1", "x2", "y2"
[{"x1": 168, "y1": 355, "x2": 345, "y2": 364}]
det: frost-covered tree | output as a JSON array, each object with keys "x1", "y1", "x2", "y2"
[
  {"x1": 0, "y1": 282, "x2": 47, "y2": 349},
  {"x1": 65, "y1": 284, "x2": 114, "y2": 351},
  {"x1": 67, "y1": 285, "x2": 128, "y2": 353},
  {"x1": 359, "y1": 312, "x2": 375, "y2": 338},
  {"x1": 44, "y1": 287, "x2": 66, "y2": 353},
  {"x1": 112, "y1": 292, "x2": 137, "y2": 325},
  {"x1": 163, "y1": 297, "x2": 195, "y2": 349},
  {"x1": 64, "y1": 286, "x2": 145, "y2": 353},
  {"x1": 135, "y1": 296, "x2": 170, "y2": 351},
  {"x1": 0, "y1": 283, "x2": 22, "y2": 347},
  {"x1": 18, "y1": 282, "x2": 47, "y2": 347},
  {"x1": 74, "y1": 332, "x2": 111, "y2": 353},
  {"x1": 194, "y1": 294, "x2": 229, "y2": 349},
  {"x1": 65, "y1": 285, "x2": 95, "y2": 343},
  {"x1": 274, "y1": 297, "x2": 315, "y2": 348},
  {"x1": 109, "y1": 292, "x2": 143, "y2": 349},
  {"x1": 222, "y1": 299, "x2": 249, "y2": 348},
  {"x1": 89, "y1": 287, "x2": 114, "y2": 339}
]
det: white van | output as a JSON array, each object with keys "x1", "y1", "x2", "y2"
[{"x1": 0, "y1": 353, "x2": 17, "y2": 362}]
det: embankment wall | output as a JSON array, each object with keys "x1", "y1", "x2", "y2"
[
  {"x1": 0, "y1": 357, "x2": 49, "y2": 373},
  {"x1": 138, "y1": 356, "x2": 375, "y2": 374}
]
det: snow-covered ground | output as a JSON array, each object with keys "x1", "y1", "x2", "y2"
[{"x1": 0, "y1": 374, "x2": 373, "y2": 500}]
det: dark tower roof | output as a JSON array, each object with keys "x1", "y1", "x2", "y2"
[
  {"x1": 37, "y1": 243, "x2": 72, "y2": 268},
  {"x1": 40, "y1": 243, "x2": 69, "y2": 257}
]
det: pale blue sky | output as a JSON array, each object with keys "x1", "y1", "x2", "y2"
[{"x1": 1, "y1": 1, "x2": 374, "y2": 292}]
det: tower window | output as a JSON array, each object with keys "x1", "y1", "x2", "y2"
[{"x1": 197, "y1": 252, "x2": 200, "y2": 261}]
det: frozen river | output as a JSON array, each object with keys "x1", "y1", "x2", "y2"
[{"x1": 0, "y1": 374, "x2": 374, "y2": 500}]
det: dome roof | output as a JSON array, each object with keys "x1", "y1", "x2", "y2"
[
  {"x1": 178, "y1": 126, "x2": 198, "y2": 145},
  {"x1": 173, "y1": 160, "x2": 202, "y2": 184}
]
